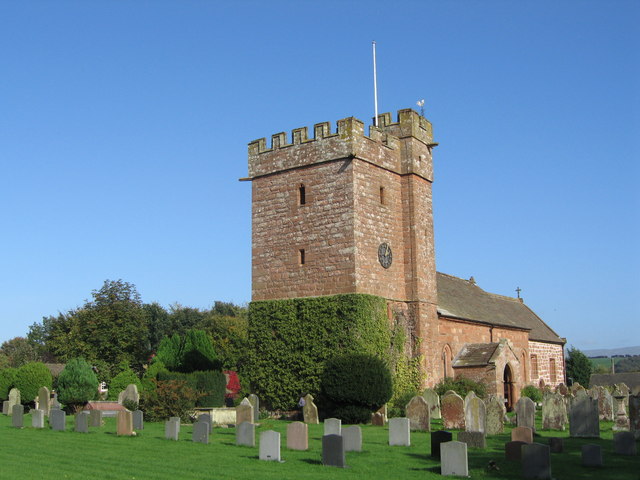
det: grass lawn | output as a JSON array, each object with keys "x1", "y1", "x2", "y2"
[{"x1": 0, "y1": 412, "x2": 638, "y2": 479}]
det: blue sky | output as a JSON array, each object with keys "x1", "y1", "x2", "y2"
[{"x1": 1, "y1": 1, "x2": 638, "y2": 350}]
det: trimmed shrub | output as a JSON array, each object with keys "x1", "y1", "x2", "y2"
[
  {"x1": 0, "y1": 367, "x2": 18, "y2": 400},
  {"x1": 107, "y1": 366, "x2": 142, "y2": 400},
  {"x1": 193, "y1": 370, "x2": 226, "y2": 407},
  {"x1": 157, "y1": 371, "x2": 198, "y2": 391},
  {"x1": 141, "y1": 379, "x2": 199, "y2": 422},
  {"x1": 57, "y1": 358, "x2": 99, "y2": 412},
  {"x1": 14, "y1": 362, "x2": 52, "y2": 403},
  {"x1": 521, "y1": 385, "x2": 543, "y2": 403},
  {"x1": 434, "y1": 376, "x2": 487, "y2": 399}
]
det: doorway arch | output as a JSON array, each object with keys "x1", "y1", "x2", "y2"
[{"x1": 503, "y1": 364, "x2": 514, "y2": 411}]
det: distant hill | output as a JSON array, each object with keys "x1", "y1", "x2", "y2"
[{"x1": 583, "y1": 346, "x2": 640, "y2": 357}]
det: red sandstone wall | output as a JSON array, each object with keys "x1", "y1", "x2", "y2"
[{"x1": 528, "y1": 341, "x2": 565, "y2": 388}]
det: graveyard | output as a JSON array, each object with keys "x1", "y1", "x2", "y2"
[{"x1": 1, "y1": 403, "x2": 637, "y2": 479}]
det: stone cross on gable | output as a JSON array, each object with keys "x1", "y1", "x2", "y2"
[{"x1": 516, "y1": 287, "x2": 522, "y2": 299}]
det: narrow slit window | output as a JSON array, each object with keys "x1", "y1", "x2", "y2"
[
  {"x1": 379, "y1": 186, "x2": 385, "y2": 205},
  {"x1": 299, "y1": 184, "x2": 306, "y2": 205},
  {"x1": 299, "y1": 249, "x2": 305, "y2": 265},
  {"x1": 531, "y1": 354, "x2": 538, "y2": 379},
  {"x1": 549, "y1": 358, "x2": 556, "y2": 384}
]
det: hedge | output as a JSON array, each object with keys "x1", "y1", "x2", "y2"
[
  {"x1": 157, "y1": 370, "x2": 226, "y2": 407},
  {"x1": 14, "y1": 362, "x2": 53, "y2": 403}
]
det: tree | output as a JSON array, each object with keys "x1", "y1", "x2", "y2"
[
  {"x1": 201, "y1": 307, "x2": 248, "y2": 370},
  {"x1": 143, "y1": 302, "x2": 171, "y2": 354},
  {"x1": 0, "y1": 337, "x2": 39, "y2": 367},
  {"x1": 57, "y1": 358, "x2": 99, "y2": 412},
  {"x1": 14, "y1": 362, "x2": 53, "y2": 403},
  {"x1": 155, "y1": 329, "x2": 219, "y2": 373},
  {"x1": 0, "y1": 367, "x2": 18, "y2": 400},
  {"x1": 566, "y1": 346, "x2": 592, "y2": 387}
]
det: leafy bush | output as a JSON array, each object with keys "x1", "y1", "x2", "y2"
[
  {"x1": 14, "y1": 362, "x2": 52, "y2": 403},
  {"x1": 521, "y1": 385, "x2": 543, "y2": 403},
  {"x1": 57, "y1": 358, "x2": 99, "y2": 412},
  {"x1": 107, "y1": 366, "x2": 142, "y2": 400},
  {"x1": 320, "y1": 353, "x2": 392, "y2": 423},
  {"x1": 434, "y1": 376, "x2": 487, "y2": 399},
  {"x1": 140, "y1": 379, "x2": 200, "y2": 422},
  {"x1": 0, "y1": 367, "x2": 18, "y2": 400},
  {"x1": 141, "y1": 360, "x2": 169, "y2": 393},
  {"x1": 155, "y1": 330, "x2": 219, "y2": 373},
  {"x1": 388, "y1": 388, "x2": 419, "y2": 418}
]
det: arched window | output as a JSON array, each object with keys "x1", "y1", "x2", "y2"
[{"x1": 442, "y1": 345, "x2": 453, "y2": 378}]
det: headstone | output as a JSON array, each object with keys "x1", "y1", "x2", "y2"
[
  {"x1": 286, "y1": 421, "x2": 308, "y2": 450},
  {"x1": 302, "y1": 393, "x2": 319, "y2": 424},
  {"x1": 75, "y1": 411, "x2": 89, "y2": 433},
  {"x1": 431, "y1": 430, "x2": 453, "y2": 458},
  {"x1": 132, "y1": 410, "x2": 144, "y2": 430},
  {"x1": 89, "y1": 409, "x2": 103, "y2": 427},
  {"x1": 50, "y1": 408, "x2": 66, "y2": 431},
  {"x1": 541, "y1": 392, "x2": 567, "y2": 430},
  {"x1": 247, "y1": 394, "x2": 260, "y2": 423},
  {"x1": 389, "y1": 417, "x2": 410, "y2": 446},
  {"x1": 259, "y1": 430, "x2": 281, "y2": 462},
  {"x1": 236, "y1": 421, "x2": 255, "y2": 447},
  {"x1": 342, "y1": 425, "x2": 362, "y2": 452},
  {"x1": 440, "y1": 441, "x2": 468, "y2": 477},
  {"x1": 630, "y1": 394, "x2": 640, "y2": 439},
  {"x1": 593, "y1": 386, "x2": 614, "y2": 421},
  {"x1": 522, "y1": 443, "x2": 552, "y2": 479},
  {"x1": 2, "y1": 400, "x2": 9, "y2": 415},
  {"x1": 116, "y1": 410, "x2": 133, "y2": 436},
  {"x1": 569, "y1": 393, "x2": 600, "y2": 437},
  {"x1": 504, "y1": 440, "x2": 527, "y2": 462},
  {"x1": 11, "y1": 404, "x2": 24, "y2": 427},
  {"x1": 38, "y1": 387, "x2": 51, "y2": 416},
  {"x1": 457, "y1": 430, "x2": 486, "y2": 448},
  {"x1": 322, "y1": 434, "x2": 346, "y2": 468},
  {"x1": 441, "y1": 392, "x2": 465, "y2": 430},
  {"x1": 165, "y1": 417, "x2": 180, "y2": 440},
  {"x1": 505, "y1": 440, "x2": 526, "y2": 461},
  {"x1": 324, "y1": 418, "x2": 341, "y2": 436},
  {"x1": 198, "y1": 413, "x2": 212, "y2": 433},
  {"x1": 613, "y1": 394, "x2": 630, "y2": 431},
  {"x1": 570, "y1": 382, "x2": 583, "y2": 394},
  {"x1": 32, "y1": 409, "x2": 45, "y2": 428},
  {"x1": 555, "y1": 383, "x2": 568, "y2": 396},
  {"x1": 405, "y1": 395, "x2": 430, "y2": 431},
  {"x1": 371, "y1": 412, "x2": 385, "y2": 426},
  {"x1": 376, "y1": 404, "x2": 388, "y2": 422},
  {"x1": 512, "y1": 426, "x2": 533, "y2": 444},
  {"x1": 486, "y1": 396, "x2": 506, "y2": 435},
  {"x1": 464, "y1": 396, "x2": 486, "y2": 433},
  {"x1": 464, "y1": 390, "x2": 477, "y2": 409},
  {"x1": 236, "y1": 398, "x2": 254, "y2": 426},
  {"x1": 192, "y1": 421, "x2": 209, "y2": 444},
  {"x1": 422, "y1": 388, "x2": 441, "y2": 419},
  {"x1": 613, "y1": 431, "x2": 637, "y2": 455},
  {"x1": 548, "y1": 437, "x2": 563, "y2": 453},
  {"x1": 615, "y1": 383, "x2": 630, "y2": 407},
  {"x1": 8, "y1": 388, "x2": 20, "y2": 416},
  {"x1": 581, "y1": 444, "x2": 603, "y2": 467},
  {"x1": 516, "y1": 396, "x2": 536, "y2": 432},
  {"x1": 118, "y1": 384, "x2": 140, "y2": 407}
]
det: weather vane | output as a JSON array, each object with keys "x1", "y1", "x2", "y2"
[{"x1": 416, "y1": 99, "x2": 425, "y2": 117}]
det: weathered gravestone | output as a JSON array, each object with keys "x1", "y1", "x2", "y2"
[
  {"x1": 89, "y1": 409, "x2": 103, "y2": 427},
  {"x1": 324, "y1": 418, "x2": 342, "y2": 436},
  {"x1": 8, "y1": 388, "x2": 20, "y2": 416},
  {"x1": 516, "y1": 396, "x2": 536, "y2": 432},
  {"x1": 302, "y1": 394, "x2": 319, "y2": 424},
  {"x1": 342, "y1": 425, "x2": 362, "y2": 452},
  {"x1": 505, "y1": 440, "x2": 527, "y2": 461},
  {"x1": 555, "y1": 383, "x2": 568, "y2": 396},
  {"x1": 405, "y1": 395, "x2": 430, "y2": 431},
  {"x1": 236, "y1": 421, "x2": 255, "y2": 447},
  {"x1": 613, "y1": 394, "x2": 630, "y2": 431},
  {"x1": 259, "y1": 430, "x2": 281, "y2": 462},
  {"x1": 389, "y1": 417, "x2": 410, "y2": 446},
  {"x1": 613, "y1": 431, "x2": 637, "y2": 455},
  {"x1": 75, "y1": 411, "x2": 89, "y2": 433},
  {"x1": 248, "y1": 394, "x2": 260, "y2": 423},
  {"x1": 465, "y1": 396, "x2": 486, "y2": 433},
  {"x1": 2, "y1": 400, "x2": 9, "y2": 415},
  {"x1": 12, "y1": 404, "x2": 24, "y2": 428},
  {"x1": 165, "y1": 417, "x2": 180, "y2": 440},
  {"x1": 431, "y1": 430, "x2": 452, "y2": 459},
  {"x1": 117, "y1": 410, "x2": 133, "y2": 436},
  {"x1": 570, "y1": 392, "x2": 600, "y2": 437},
  {"x1": 50, "y1": 408, "x2": 66, "y2": 431},
  {"x1": 192, "y1": 421, "x2": 209, "y2": 444},
  {"x1": 441, "y1": 441, "x2": 468, "y2": 477},
  {"x1": 236, "y1": 398, "x2": 254, "y2": 426},
  {"x1": 32, "y1": 409, "x2": 45, "y2": 428},
  {"x1": 542, "y1": 392, "x2": 567, "y2": 430},
  {"x1": 615, "y1": 383, "x2": 630, "y2": 407},
  {"x1": 581, "y1": 444, "x2": 603, "y2": 467},
  {"x1": 591, "y1": 386, "x2": 614, "y2": 421},
  {"x1": 522, "y1": 443, "x2": 552, "y2": 479},
  {"x1": 441, "y1": 392, "x2": 465, "y2": 430},
  {"x1": 485, "y1": 396, "x2": 506, "y2": 435},
  {"x1": 512, "y1": 426, "x2": 533, "y2": 444},
  {"x1": 630, "y1": 394, "x2": 640, "y2": 439},
  {"x1": 464, "y1": 391, "x2": 477, "y2": 413},
  {"x1": 132, "y1": 410, "x2": 144, "y2": 430},
  {"x1": 286, "y1": 421, "x2": 308, "y2": 450},
  {"x1": 422, "y1": 388, "x2": 441, "y2": 419},
  {"x1": 38, "y1": 387, "x2": 51, "y2": 416},
  {"x1": 371, "y1": 412, "x2": 385, "y2": 426},
  {"x1": 322, "y1": 434, "x2": 346, "y2": 468},
  {"x1": 118, "y1": 384, "x2": 140, "y2": 407},
  {"x1": 457, "y1": 430, "x2": 486, "y2": 449},
  {"x1": 548, "y1": 437, "x2": 563, "y2": 453}
]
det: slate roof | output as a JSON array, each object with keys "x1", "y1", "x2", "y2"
[
  {"x1": 589, "y1": 373, "x2": 640, "y2": 391},
  {"x1": 453, "y1": 343, "x2": 499, "y2": 367},
  {"x1": 437, "y1": 272, "x2": 565, "y2": 344}
]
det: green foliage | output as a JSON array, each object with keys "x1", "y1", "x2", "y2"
[
  {"x1": 143, "y1": 302, "x2": 171, "y2": 353},
  {"x1": 140, "y1": 379, "x2": 200, "y2": 422},
  {"x1": 616, "y1": 355, "x2": 640, "y2": 373},
  {"x1": 192, "y1": 370, "x2": 227, "y2": 407},
  {"x1": 57, "y1": 358, "x2": 99, "y2": 411},
  {"x1": 141, "y1": 360, "x2": 169, "y2": 393},
  {"x1": 389, "y1": 388, "x2": 419, "y2": 418},
  {"x1": 521, "y1": 385, "x2": 543, "y2": 403},
  {"x1": 107, "y1": 366, "x2": 142, "y2": 400},
  {"x1": 14, "y1": 362, "x2": 52, "y2": 403},
  {"x1": 0, "y1": 337, "x2": 40, "y2": 368},
  {"x1": 434, "y1": 376, "x2": 487, "y2": 398},
  {"x1": 248, "y1": 294, "x2": 391, "y2": 410},
  {"x1": 201, "y1": 310, "x2": 248, "y2": 370},
  {"x1": 0, "y1": 367, "x2": 18, "y2": 400},
  {"x1": 566, "y1": 346, "x2": 592, "y2": 387},
  {"x1": 155, "y1": 329, "x2": 219, "y2": 373}
]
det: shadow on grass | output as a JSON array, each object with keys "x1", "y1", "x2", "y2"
[{"x1": 300, "y1": 458, "x2": 322, "y2": 465}]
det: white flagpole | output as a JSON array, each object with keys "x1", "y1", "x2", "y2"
[{"x1": 373, "y1": 41, "x2": 379, "y2": 127}]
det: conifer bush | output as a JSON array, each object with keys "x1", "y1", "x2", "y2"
[
  {"x1": 14, "y1": 362, "x2": 52, "y2": 403},
  {"x1": 57, "y1": 358, "x2": 99, "y2": 412},
  {"x1": 0, "y1": 367, "x2": 18, "y2": 400}
]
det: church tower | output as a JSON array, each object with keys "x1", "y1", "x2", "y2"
[{"x1": 246, "y1": 109, "x2": 440, "y2": 385}]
